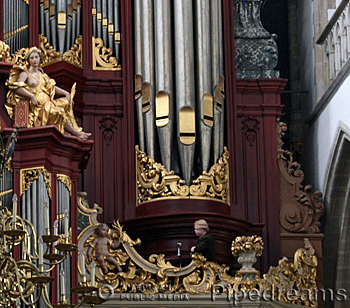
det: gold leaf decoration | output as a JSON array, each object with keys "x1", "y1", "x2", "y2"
[
  {"x1": 57, "y1": 174, "x2": 72, "y2": 196},
  {"x1": 21, "y1": 166, "x2": 51, "y2": 199},
  {"x1": 0, "y1": 40, "x2": 10, "y2": 62},
  {"x1": 63, "y1": 35, "x2": 83, "y2": 68},
  {"x1": 9, "y1": 35, "x2": 62, "y2": 67},
  {"x1": 136, "y1": 146, "x2": 230, "y2": 205},
  {"x1": 231, "y1": 235, "x2": 264, "y2": 257},
  {"x1": 92, "y1": 36, "x2": 121, "y2": 70}
]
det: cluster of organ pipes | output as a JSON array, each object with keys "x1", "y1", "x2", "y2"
[
  {"x1": 39, "y1": 0, "x2": 82, "y2": 54},
  {"x1": 92, "y1": 0, "x2": 121, "y2": 62},
  {"x1": 3, "y1": 0, "x2": 29, "y2": 53},
  {"x1": 135, "y1": 0, "x2": 225, "y2": 185}
]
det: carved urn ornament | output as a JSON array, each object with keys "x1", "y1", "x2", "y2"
[
  {"x1": 234, "y1": 0, "x2": 279, "y2": 78},
  {"x1": 231, "y1": 235, "x2": 264, "y2": 271}
]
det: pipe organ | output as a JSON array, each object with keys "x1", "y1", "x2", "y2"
[
  {"x1": 39, "y1": 0, "x2": 82, "y2": 54},
  {"x1": 92, "y1": 0, "x2": 121, "y2": 63},
  {"x1": 134, "y1": 0, "x2": 225, "y2": 185},
  {"x1": 3, "y1": 0, "x2": 29, "y2": 53}
]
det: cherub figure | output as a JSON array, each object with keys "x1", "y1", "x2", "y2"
[{"x1": 87, "y1": 223, "x2": 122, "y2": 274}]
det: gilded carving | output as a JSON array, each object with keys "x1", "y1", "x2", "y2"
[
  {"x1": 57, "y1": 174, "x2": 72, "y2": 196},
  {"x1": 92, "y1": 37, "x2": 121, "y2": 70},
  {"x1": 136, "y1": 146, "x2": 229, "y2": 205},
  {"x1": 9, "y1": 35, "x2": 62, "y2": 66},
  {"x1": 264, "y1": 238, "x2": 318, "y2": 306},
  {"x1": 20, "y1": 167, "x2": 51, "y2": 199},
  {"x1": 0, "y1": 40, "x2": 10, "y2": 62},
  {"x1": 231, "y1": 235, "x2": 264, "y2": 257},
  {"x1": 63, "y1": 35, "x2": 83, "y2": 68},
  {"x1": 75, "y1": 191, "x2": 318, "y2": 307},
  {"x1": 190, "y1": 148, "x2": 229, "y2": 202},
  {"x1": 277, "y1": 120, "x2": 324, "y2": 233}
]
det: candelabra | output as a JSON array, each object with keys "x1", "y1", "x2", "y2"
[{"x1": 0, "y1": 128, "x2": 103, "y2": 307}]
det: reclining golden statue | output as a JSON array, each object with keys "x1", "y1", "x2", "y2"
[{"x1": 5, "y1": 46, "x2": 90, "y2": 140}]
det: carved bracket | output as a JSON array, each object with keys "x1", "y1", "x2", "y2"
[
  {"x1": 277, "y1": 120, "x2": 325, "y2": 233},
  {"x1": 136, "y1": 146, "x2": 230, "y2": 205}
]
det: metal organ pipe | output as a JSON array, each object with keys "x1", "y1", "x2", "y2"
[
  {"x1": 154, "y1": 0, "x2": 173, "y2": 171},
  {"x1": 174, "y1": 0, "x2": 196, "y2": 184},
  {"x1": 107, "y1": 0, "x2": 114, "y2": 55},
  {"x1": 134, "y1": 0, "x2": 146, "y2": 152},
  {"x1": 194, "y1": 0, "x2": 213, "y2": 173},
  {"x1": 141, "y1": 0, "x2": 156, "y2": 160},
  {"x1": 66, "y1": 0, "x2": 73, "y2": 51},
  {"x1": 133, "y1": 0, "x2": 225, "y2": 184},
  {"x1": 114, "y1": 0, "x2": 120, "y2": 62},
  {"x1": 211, "y1": 0, "x2": 225, "y2": 164}
]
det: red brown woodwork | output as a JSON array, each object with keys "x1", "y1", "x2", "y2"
[
  {"x1": 233, "y1": 78, "x2": 287, "y2": 270},
  {"x1": 2, "y1": 126, "x2": 93, "y2": 302},
  {"x1": 124, "y1": 212, "x2": 264, "y2": 269}
]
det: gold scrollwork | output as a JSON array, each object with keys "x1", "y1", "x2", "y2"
[
  {"x1": 92, "y1": 36, "x2": 121, "y2": 70},
  {"x1": 63, "y1": 35, "x2": 83, "y2": 68},
  {"x1": 77, "y1": 206, "x2": 317, "y2": 306},
  {"x1": 57, "y1": 174, "x2": 72, "y2": 196},
  {"x1": 20, "y1": 167, "x2": 51, "y2": 199},
  {"x1": 136, "y1": 146, "x2": 229, "y2": 205},
  {"x1": 264, "y1": 238, "x2": 318, "y2": 306},
  {"x1": 0, "y1": 40, "x2": 10, "y2": 62},
  {"x1": 9, "y1": 35, "x2": 62, "y2": 67}
]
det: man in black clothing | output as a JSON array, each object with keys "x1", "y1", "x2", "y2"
[{"x1": 190, "y1": 219, "x2": 215, "y2": 261}]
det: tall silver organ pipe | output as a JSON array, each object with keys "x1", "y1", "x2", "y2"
[
  {"x1": 0, "y1": 169, "x2": 13, "y2": 208},
  {"x1": 92, "y1": 0, "x2": 121, "y2": 63},
  {"x1": 194, "y1": 0, "x2": 212, "y2": 173},
  {"x1": 154, "y1": 0, "x2": 173, "y2": 171},
  {"x1": 174, "y1": 0, "x2": 196, "y2": 185},
  {"x1": 140, "y1": 0, "x2": 156, "y2": 159},
  {"x1": 211, "y1": 0, "x2": 225, "y2": 164},
  {"x1": 3, "y1": 0, "x2": 29, "y2": 53},
  {"x1": 134, "y1": 0, "x2": 145, "y2": 152},
  {"x1": 134, "y1": 0, "x2": 225, "y2": 184}
]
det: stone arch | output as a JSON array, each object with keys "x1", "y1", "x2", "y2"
[{"x1": 323, "y1": 126, "x2": 350, "y2": 307}]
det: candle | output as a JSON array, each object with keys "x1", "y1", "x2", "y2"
[
  {"x1": 79, "y1": 250, "x2": 86, "y2": 276},
  {"x1": 53, "y1": 220, "x2": 58, "y2": 254},
  {"x1": 53, "y1": 220, "x2": 58, "y2": 236},
  {"x1": 38, "y1": 236, "x2": 43, "y2": 267},
  {"x1": 90, "y1": 261, "x2": 96, "y2": 286},
  {"x1": 44, "y1": 201, "x2": 50, "y2": 232},
  {"x1": 60, "y1": 268, "x2": 66, "y2": 297},
  {"x1": 12, "y1": 194, "x2": 17, "y2": 225},
  {"x1": 64, "y1": 209, "x2": 69, "y2": 239}
]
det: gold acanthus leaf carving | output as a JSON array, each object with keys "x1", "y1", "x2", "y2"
[
  {"x1": 263, "y1": 238, "x2": 318, "y2": 307},
  {"x1": 136, "y1": 146, "x2": 230, "y2": 205},
  {"x1": 57, "y1": 174, "x2": 72, "y2": 196},
  {"x1": 92, "y1": 36, "x2": 121, "y2": 70},
  {"x1": 39, "y1": 34, "x2": 62, "y2": 66},
  {"x1": 0, "y1": 40, "x2": 10, "y2": 62},
  {"x1": 63, "y1": 35, "x2": 83, "y2": 68},
  {"x1": 21, "y1": 167, "x2": 51, "y2": 199},
  {"x1": 136, "y1": 145, "x2": 189, "y2": 204},
  {"x1": 190, "y1": 147, "x2": 229, "y2": 202},
  {"x1": 9, "y1": 35, "x2": 62, "y2": 67},
  {"x1": 79, "y1": 219, "x2": 317, "y2": 306}
]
